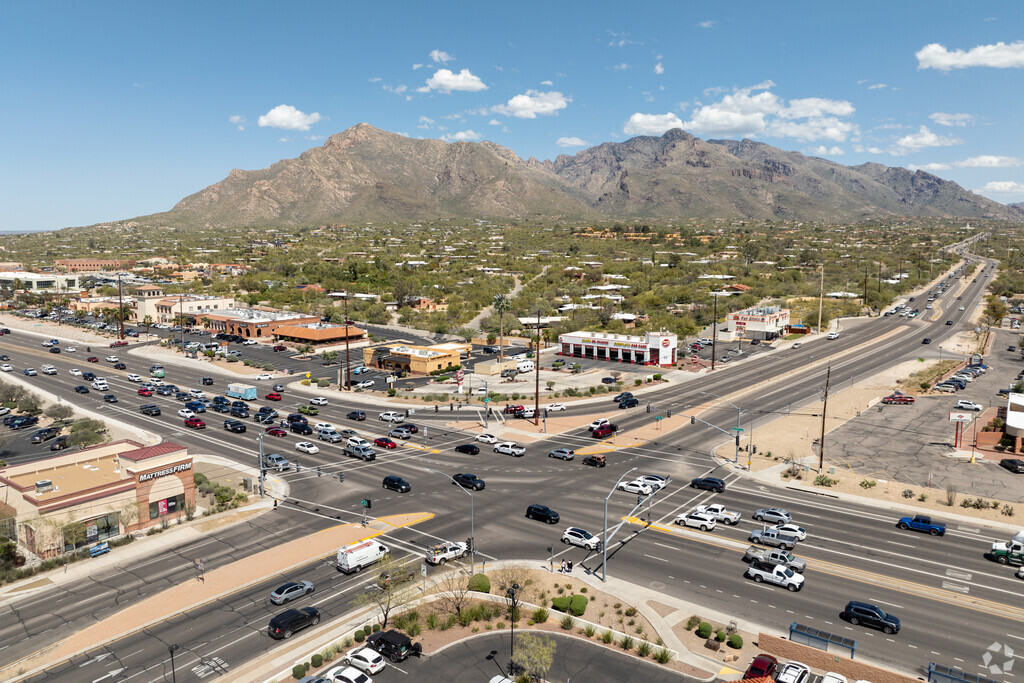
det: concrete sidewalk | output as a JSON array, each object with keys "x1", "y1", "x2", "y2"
[{"x1": 1, "y1": 512, "x2": 434, "y2": 682}]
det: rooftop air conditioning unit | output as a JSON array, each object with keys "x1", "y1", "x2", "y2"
[{"x1": 35, "y1": 479, "x2": 53, "y2": 493}]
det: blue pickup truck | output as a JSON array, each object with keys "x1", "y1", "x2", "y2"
[{"x1": 897, "y1": 515, "x2": 946, "y2": 536}]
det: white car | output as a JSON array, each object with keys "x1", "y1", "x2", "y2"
[
  {"x1": 561, "y1": 526, "x2": 601, "y2": 551},
  {"x1": 314, "y1": 422, "x2": 334, "y2": 432},
  {"x1": 546, "y1": 403, "x2": 567, "y2": 412},
  {"x1": 777, "y1": 661, "x2": 810, "y2": 683},
  {"x1": 0, "y1": 364, "x2": 11, "y2": 372},
  {"x1": 638, "y1": 474, "x2": 669, "y2": 490},
  {"x1": 296, "y1": 442, "x2": 320, "y2": 455},
  {"x1": 958, "y1": 305, "x2": 965, "y2": 311},
  {"x1": 338, "y1": 645, "x2": 386, "y2": 674},
  {"x1": 65, "y1": 346, "x2": 76, "y2": 353},
  {"x1": 323, "y1": 665, "x2": 374, "y2": 683},
  {"x1": 476, "y1": 433, "x2": 498, "y2": 444},
  {"x1": 127, "y1": 374, "x2": 143, "y2": 382},
  {"x1": 618, "y1": 480, "x2": 654, "y2": 496},
  {"x1": 346, "y1": 437, "x2": 370, "y2": 449},
  {"x1": 310, "y1": 397, "x2": 328, "y2": 406},
  {"x1": 254, "y1": 373, "x2": 274, "y2": 381},
  {"x1": 177, "y1": 409, "x2": 195, "y2": 419},
  {"x1": 821, "y1": 674, "x2": 847, "y2": 683},
  {"x1": 774, "y1": 523, "x2": 807, "y2": 541},
  {"x1": 189, "y1": 389, "x2": 206, "y2": 398},
  {"x1": 956, "y1": 399, "x2": 983, "y2": 411},
  {"x1": 150, "y1": 379, "x2": 165, "y2": 386},
  {"x1": 694, "y1": 503, "x2": 741, "y2": 525},
  {"x1": 356, "y1": 380, "x2": 375, "y2": 389},
  {"x1": 242, "y1": 339, "x2": 258, "y2": 345},
  {"x1": 494, "y1": 442, "x2": 525, "y2": 456},
  {"x1": 826, "y1": 332, "x2": 839, "y2": 340},
  {"x1": 588, "y1": 418, "x2": 610, "y2": 431},
  {"x1": 105, "y1": 355, "x2": 119, "y2": 363},
  {"x1": 378, "y1": 411, "x2": 404, "y2": 423},
  {"x1": 674, "y1": 511, "x2": 717, "y2": 531},
  {"x1": 69, "y1": 368, "x2": 82, "y2": 376},
  {"x1": 698, "y1": 338, "x2": 713, "y2": 345}
]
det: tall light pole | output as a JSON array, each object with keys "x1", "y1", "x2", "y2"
[
  {"x1": 426, "y1": 469, "x2": 474, "y2": 573},
  {"x1": 343, "y1": 294, "x2": 352, "y2": 392},
  {"x1": 168, "y1": 644, "x2": 180, "y2": 683},
  {"x1": 700, "y1": 391, "x2": 745, "y2": 464},
  {"x1": 602, "y1": 467, "x2": 638, "y2": 582},
  {"x1": 506, "y1": 582, "x2": 520, "y2": 668}
]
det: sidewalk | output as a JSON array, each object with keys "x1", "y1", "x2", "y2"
[{"x1": 1, "y1": 511, "x2": 434, "y2": 682}]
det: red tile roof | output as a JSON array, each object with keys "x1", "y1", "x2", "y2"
[{"x1": 119, "y1": 442, "x2": 186, "y2": 462}]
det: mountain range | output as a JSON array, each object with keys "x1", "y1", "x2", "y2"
[{"x1": 136, "y1": 123, "x2": 1022, "y2": 228}]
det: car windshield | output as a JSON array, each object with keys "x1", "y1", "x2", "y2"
[
  {"x1": 782, "y1": 567, "x2": 794, "y2": 578},
  {"x1": 875, "y1": 606, "x2": 888, "y2": 619},
  {"x1": 577, "y1": 529, "x2": 592, "y2": 539}
]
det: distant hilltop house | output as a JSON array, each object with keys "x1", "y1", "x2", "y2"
[{"x1": 404, "y1": 296, "x2": 448, "y2": 312}]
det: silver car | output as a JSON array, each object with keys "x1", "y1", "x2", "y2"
[
  {"x1": 548, "y1": 448, "x2": 575, "y2": 461},
  {"x1": 263, "y1": 453, "x2": 291, "y2": 471},
  {"x1": 270, "y1": 580, "x2": 314, "y2": 605},
  {"x1": 753, "y1": 507, "x2": 792, "y2": 524}
]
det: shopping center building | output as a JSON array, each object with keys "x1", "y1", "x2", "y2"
[
  {"x1": 723, "y1": 305, "x2": 790, "y2": 341},
  {"x1": 557, "y1": 330, "x2": 678, "y2": 367},
  {"x1": 0, "y1": 441, "x2": 193, "y2": 558}
]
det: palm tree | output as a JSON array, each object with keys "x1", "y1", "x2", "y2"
[
  {"x1": 492, "y1": 293, "x2": 512, "y2": 364},
  {"x1": 142, "y1": 315, "x2": 153, "y2": 338}
]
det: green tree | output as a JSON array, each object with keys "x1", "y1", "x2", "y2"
[
  {"x1": 142, "y1": 315, "x2": 154, "y2": 337},
  {"x1": 493, "y1": 293, "x2": 512, "y2": 364},
  {"x1": 17, "y1": 393, "x2": 42, "y2": 416},
  {"x1": 44, "y1": 403, "x2": 74, "y2": 422},
  {"x1": 351, "y1": 553, "x2": 413, "y2": 628},
  {"x1": 67, "y1": 418, "x2": 109, "y2": 449},
  {"x1": 511, "y1": 633, "x2": 556, "y2": 682}
]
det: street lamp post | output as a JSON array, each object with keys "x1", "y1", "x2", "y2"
[
  {"x1": 602, "y1": 467, "x2": 638, "y2": 582},
  {"x1": 700, "y1": 391, "x2": 744, "y2": 464},
  {"x1": 426, "y1": 469, "x2": 474, "y2": 573},
  {"x1": 506, "y1": 582, "x2": 520, "y2": 668},
  {"x1": 168, "y1": 644, "x2": 180, "y2": 683}
]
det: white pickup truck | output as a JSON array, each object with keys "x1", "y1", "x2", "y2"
[
  {"x1": 694, "y1": 503, "x2": 741, "y2": 525},
  {"x1": 744, "y1": 560, "x2": 804, "y2": 591},
  {"x1": 426, "y1": 541, "x2": 468, "y2": 565}
]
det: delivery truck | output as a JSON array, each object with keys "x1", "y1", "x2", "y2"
[{"x1": 226, "y1": 383, "x2": 258, "y2": 400}]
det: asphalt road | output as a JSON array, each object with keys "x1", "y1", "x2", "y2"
[{"x1": 0, "y1": 253, "x2": 1017, "y2": 682}]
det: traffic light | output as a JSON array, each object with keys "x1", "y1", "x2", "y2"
[
  {"x1": 667, "y1": 410, "x2": 672, "y2": 418},
  {"x1": 317, "y1": 465, "x2": 322, "y2": 477},
  {"x1": 337, "y1": 471, "x2": 345, "y2": 483},
  {"x1": 466, "y1": 537, "x2": 473, "y2": 553},
  {"x1": 735, "y1": 434, "x2": 740, "y2": 447},
  {"x1": 646, "y1": 404, "x2": 651, "y2": 414},
  {"x1": 752, "y1": 445, "x2": 757, "y2": 455},
  {"x1": 690, "y1": 415, "x2": 695, "y2": 425}
]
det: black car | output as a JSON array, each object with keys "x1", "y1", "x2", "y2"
[
  {"x1": 289, "y1": 422, "x2": 313, "y2": 435},
  {"x1": 398, "y1": 423, "x2": 418, "y2": 434},
  {"x1": 175, "y1": 392, "x2": 190, "y2": 401},
  {"x1": 841, "y1": 601, "x2": 900, "y2": 634},
  {"x1": 49, "y1": 435, "x2": 69, "y2": 451},
  {"x1": 455, "y1": 443, "x2": 480, "y2": 455},
  {"x1": 224, "y1": 419, "x2": 247, "y2": 433},
  {"x1": 482, "y1": 345, "x2": 498, "y2": 353},
  {"x1": 140, "y1": 404, "x2": 161, "y2": 416},
  {"x1": 618, "y1": 397, "x2": 640, "y2": 409},
  {"x1": 1000, "y1": 458, "x2": 1024, "y2": 474},
  {"x1": 74, "y1": 385, "x2": 90, "y2": 394},
  {"x1": 212, "y1": 403, "x2": 230, "y2": 413},
  {"x1": 287, "y1": 413, "x2": 308, "y2": 425},
  {"x1": 232, "y1": 401, "x2": 250, "y2": 410},
  {"x1": 230, "y1": 406, "x2": 250, "y2": 418},
  {"x1": 601, "y1": 377, "x2": 615, "y2": 384},
  {"x1": 2, "y1": 415, "x2": 18, "y2": 426},
  {"x1": 49, "y1": 347, "x2": 60, "y2": 354},
  {"x1": 113, "y1": 363, "x2": 126, "y2": 370},
  {"x1": 267, "y1": 607, "x2": 320, "y2": 640},
  {"x1": 254, "y1": 412, "x2": 275, "y2": 424},
  {"x1": 0, "y1": 355, "x2": 8, "y2": 361},
  {"x1": 82, "y1": 372, "x2": 96, "y2": 381},
  {"x1": 201, "y1": 377, "x2": 214, "y2": 385},
  {"x1": 10, "y1": 416, "x2": 39, "y2": 430},
  {"x1": 690, "y1": 477, "x2": 726, "y2": 493},
  {"x1": 212, "y1": 396, "x2": 229, "y2": 405},
  {"x1": 30, "y1": 427, "x2": 60, "y2": 444},
  {"x1": 347, "y1": 411, "x2": 366, "y2": 421},
  {"x1": 613, "y1": 392, "x2": 633, "y2": 402},
  {"x1": 382, "y1": 475, "x2": 411, "y2": 493},
  {"x1": 922, "y1": 338, "x2": 931, "y2": 344},
  {"x1": 526, "y1": 504, "x2": 560, "y2": 524},
  {"x1": 103, "y1": 394, "x2": 118, "y2": 403},
  {"x1": 453, "y1": 473, "x2": 485, "y2": 490},
  {"x1": 366, "y1": 629, "x2": 420, "y2": 663}
]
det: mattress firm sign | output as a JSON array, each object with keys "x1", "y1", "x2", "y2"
[
  {"x1": 138, "y1": 462, "x2": 192, "y2": 483},
  {"x1": 576, "y1": 337, "x2": 647, "y2": 350}
]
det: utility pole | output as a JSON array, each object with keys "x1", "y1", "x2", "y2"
[
  {"x1": 877, "y1": 261, "x2": 882, "y2": 293},
  {"x1": 534, "y1": 309, "x2": 541, "y2": 426},
  {"x1": 862, "y1": 261, "x2": 868, "y2": 305},
  {"x1": 816, "y1": 266, "x2": 825, "y2": 334},
  {"x1": 343, "y1": 294, "x2": 351, "y2": 391},
  {"x1": 711, "y1": 293, "x2": 718, "y2": 371},
  {"x1": 818, "y1": 364, "x2": 831, "y2": 473},
  {"x1": 117, "y1": 272, "x2": 125, "y2": 340}
]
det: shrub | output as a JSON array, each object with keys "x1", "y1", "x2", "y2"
[
  {"x1": 559, "y1": 615, "x2": 574, "y2": 630},
  {"x1": 686, "y1": 615, "x2": 700, "y2": 630},
  {"x1": 406, "y1": 621, "x2": 422, "y2": 637},
  {"x1": 425, "y1": 612, "x2": 439, "y2": 630},
  {"x1": 637, "y1": 641, "x2": 652, "y2": 657},
  {"x1": 601, "y1": 630, "x2": 614, "y2": 644},
  {"x1": 300, "y1": 379, "x2": 311, "y2": 386},
  {"x1": 653, "y1": 648, "x2": 674, "y2": 664},
  {"x1": 468, "y1": 573, "x2": 491, "y2": 593},
  {"x1": 317, "y1": 379, "x2": 330, "y2": 388},
  {"x1": 715, "y1": 629, "x2": 726, "y2": 642},
  {"x1": 859, "y1": 479, "x2": 877, "y2": 489},
  {"x1": 902, "y1": 489, "x2": 915, "y2": 499},
  {"x1": 619, "y1": 635, "x2": 634, "y2": 651},
  {"x1": 1003, "y1": 505, "x2": 1016, "y2": 517},
  {"x1": 919, "y1": 493, "x2": 928, "y2": 502},
  {"x1": 728, "y1": 633, "x2": 744, "y2": 649},
  {"x1": 624, "y1": 607, "x2": 637, "y2": 617},
  {"x1": 292, "y1": 665, "x2": 307, "y2": 680},
  {"x1": 311, "y1": 654, "x2": 323, "y2": 668},
  {"x1": 457, "y1": 609, "x2": 474, "y2": 627},
  {"x1": 496, "y1": 621, "x2": 505, "y2": 630},
  {"x1": 579, "y1": 586, "x2": 587, "y2": 593},
  {"x1": 354, "y1": 630, "x2": 365, "y2": 642},
  {"x1": 531, "y1": 608, "x2": 549, "y2": 624},
  {"x1": 372, "y1": 624, "x2": 380, "y2": 633},
  {"x1": 551, "y1": 596, "x2": 570, "y2": 613},
  {"x1": 582, "y1": 624, "x2": 596, "y2": 637},
  {"x1": 696, "y1": 621, "x2": 713, "y2": 638},
  {"x1": 569, "y1": 595, "x2": 588, "y2": 616},
  {"x1": 814, "y1": 474, "x2": 838, "y2": 487}
]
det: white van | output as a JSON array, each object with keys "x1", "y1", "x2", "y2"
[
  {"x1": 516, "y1": 360, "x2": 535, "y2": 373},
  {"x1": 336, "y1": 540, "x2": 389, "y2": 574},
  {"x1": 91, "y1": 378, "x2": 109, "y2": 391}
]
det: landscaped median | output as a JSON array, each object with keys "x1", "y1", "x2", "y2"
[{"x1": 0, "y1": 513, "x2": 433, "y2": 682}]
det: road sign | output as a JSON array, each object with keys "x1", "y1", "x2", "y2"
[
  {"x1": 655, "y1": 416, "x2": 663, "y2": 421},
  {"x1": 421, "y1": 563, "x2": 428, "y2": 578},
  {"x1": 732, "y1": 427, "x2": 744, "y2": 433},
  {"x1": 305, "y1": 372, "x2": 311, "y2": 378},
  {"x1": 948, "y1": 411, "x2": 972, "y2": 423},
  {"x1": 456, "y1": 370, "x2": 465, "y2": 386},
  {"x1": 360, "y1": 498, "x2": 371, "y2": 509}
]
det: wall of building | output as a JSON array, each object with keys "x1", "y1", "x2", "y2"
[{"x1": 757, "y1": 633, "x2": 919, "y2": 683}]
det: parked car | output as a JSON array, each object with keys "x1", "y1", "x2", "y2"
[
  {"x1": 776, "y1": 661, "x2": 811, "y2": 683},
  {"x1": 1000, "y1": 458, "x2": 1024, "y2": 474},
  {"x1": 744, "y1": 654, "x2": 778, "y2": 680},
  {"x1": 453, "y1": 472, "x2": 485, "y2": 490},
  {"x1": 956, "y1": 399, "x2": 983, "y2": 411}
]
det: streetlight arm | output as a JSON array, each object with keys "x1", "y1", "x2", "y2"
[{"x1": 602, "y1": 466, "x2": 638, "y2": 583}]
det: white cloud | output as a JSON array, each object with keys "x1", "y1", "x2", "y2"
[
  {"x1": 430, "y1": 49, "x2": 454, "y2": 64},
  {"x1": 611, "y1": 63, "x2": 629, "y2": 71},
  {"x1": 493, "y1": 90, "x2": 570, "y2": 119},
  {"x1": 654, "y1": 62, "x2": 664, "y2": 75},
  {"x1": 277, "y1": 137, "x2": 291, "y2": 143},
  {"x1": 421, "y1": 68, "x2": 488, "y2": 93},
  {"x1": 776, "y1": 97, "x2": 855, "y2": 119},
  {"x1": 892, "y1": 125, "x2": 963, "y2": 154},
  {"x1": 556, "y1": 136, "x2": 588, "y2": 147},
  {"x1": 908, "y1": 162, "x2": 952, "y2": 171},
  {"x1": 867, "y1": 83, "x2": 886, "y2": 90},
  {"x1": 958, "y1": 155, "x2": 1021, "y2": 168},
  {"x1": 929, "y1": 112, "x2": 974, "y2": 127},
  {"x1": 623, "y1": 112, "x2": 684, "y2": 136},
  {"x1": 383, "y1": 84, "x2": 408, "y2": 95},
  {"x1": 368, "y1": 77, "x2": 382, "y2": 83},
  {"x1": 767, "y1": 118, "x2": 858, "y2": 143},
  {"x1": 258, "y1": 104, "x2": 322, "y2": 131},
  {"x1": 540, "y1": 80, "x2": 553, "y2": 86},
  {"x1": 229, "y1": 114, "x2": 245, "y2": 131},
  {"x1": 916, "y1": 40, "x2": 1024, "y2": 70},
  {"x1": 807, "y1": 146, "x2": 844, "y2": 156},
  {"x1": 417, "y1": 116, "x2": 434, "y2": 129},
  {"x1": 979, "y1": 181, "x2": 1024, "y2": 193},
  {"x1": 443, "y1": 130, "x2": 483, "y2": 142},
  {"x1": 412, "y1": 64, "x2": 424, "y2": 70},
  {"x1": 698, "y1": 20, "x2": 715, "y2": 28},
  {"x1": 607, "y1": 31, "x2": 639, "y2": 47},
  {"x1": 306, "y1": 135, "x2": 323, "y2": 141},
  {"x1": 488, "y1": 119, "x2": 501, "y2": 125}
]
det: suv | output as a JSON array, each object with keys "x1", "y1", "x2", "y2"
[
  {"x1": 30, "y1": 427, "x2": 60, "y2": 444},
  {"x1": 526, "y1": 504, "x2": 560, "y2": 524},
  {"x1": 841, "y1": 600, "x2": 900, "y2": 634},
  {"x1": 224, "y1": 419, "x2": 247, "y2": 433},
  {"x1": 140, "y1": 404, "x2": 161, "y2": 416},
  {"x1": 267, "y1": 607, "x2": 320, "y2": 639},
  {"x1": 365, "y1": 629, "x2": 420, "y2": 663},
  {"x1": 690, "y1": 477, "x2": 726, "y2": 493}
]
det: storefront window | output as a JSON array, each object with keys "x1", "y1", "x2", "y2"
[{"x1": 149, "y1": 494, "x2": 186, "y2": 520}]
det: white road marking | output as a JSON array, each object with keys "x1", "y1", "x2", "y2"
[
  {"x1": 643, "y1": 554, "x2": 668, "y2": 562},
  {"x1": 867, "y1": 598, "x2": 904, "y2": 609},
  {"x1": 884, "y1": 540, "x2": 915, "y2": 548}
]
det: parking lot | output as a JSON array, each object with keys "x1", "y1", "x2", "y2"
[{"x1": 824, "y1": 330, "x2": 1024, "y2": 502}]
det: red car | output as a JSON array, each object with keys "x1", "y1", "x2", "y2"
[
  {"x1": 744, "y1": 654, "x2": 778, "y2": 680},
  {"x1": 592, "y1": 423, "x2": 618, "y2": 438},
  {"x1": 503, "y1": 405, "x2": 524, "y2": 415},
  {"x1": 265, "y1": 427, "x2": 287, "y2": 436},
  {"x1": 137, "y1": 388, "x2": 153, "y2": 396},
  {"x1": 265, "y1": 392, "x2": 282, "y2": 401},
  {"x1": 87, "y1": 356, "x2": 99, "y2": 363},
  {"x1": 110, "y1": 341, "x2": 128, "y2": 347},
  {"x1": 882, "y1": 393, "x2": 915, "y2": 405},
  {"x1": 273, "y1": 345, "x2": 287, "y2": 352},
  {"x1": 374, "y1": 437, "x2": 397, "y2": 449},
  {"x1": 184, "y1": 417, "x2": 206, "y2": 429}
]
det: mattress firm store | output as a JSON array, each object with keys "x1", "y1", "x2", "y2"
[
  {"x1": 557, "y1": 330, "x2": 678, "y2": 367},
  {"x1": 0, "y1": 441, "x2": 194, "y2": 558}
]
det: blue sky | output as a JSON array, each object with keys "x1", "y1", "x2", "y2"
[{"x1": 2, "y1": 1, "x2": 1022, "y2": 231}]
